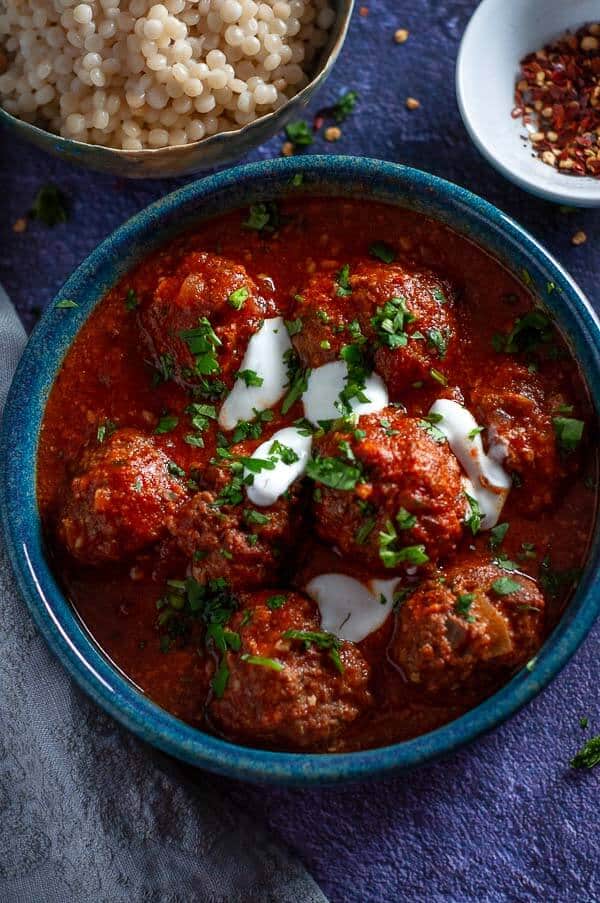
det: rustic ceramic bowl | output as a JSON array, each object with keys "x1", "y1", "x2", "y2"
[
  {"x1": 457, "y1": 0, "x2": 600, "y2": 206},
  {"x1": 2, "y1": 156, "x2": 600, "y2": 785},
  {"x1": 0, "y1": 0, "x2": 353, "y2": 179}
]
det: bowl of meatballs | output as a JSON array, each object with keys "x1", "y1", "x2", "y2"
[{"x1": 2, "y1": 155, "x2": 599, "y2": 784}]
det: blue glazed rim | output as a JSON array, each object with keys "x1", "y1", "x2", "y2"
[{"x1": 2, "y1": 156, "x2": 599, "y2": 786}]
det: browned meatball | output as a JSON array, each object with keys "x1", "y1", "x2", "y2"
[
  {"x1": 392, "y1": 559, "x2": 545, "y2": 692},
  {"x1": 139, "y1": 251, "x2": 269, "y2": 390},
  {"x1": 168, "y1": 459, "x2": 302, "y2": 590},
  {"x1": 58, "y1": 428, "x2": 188, "y2": 565},
  {"x1": 469, "y1": 361, "x2": 569, "y2": 513},
  {"x1": 209, "y1": 590, "x2": 372, "y2": 749},
  {"x1": 291, "y1": 259, "x2": 456, "y2": 394},
  {"x1": 310, "y1": 409, "x2": 465, "y2": 571}
]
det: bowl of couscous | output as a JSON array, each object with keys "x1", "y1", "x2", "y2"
[{"x1": 0, "y1": 0, "x2": 352, "y2": 177}]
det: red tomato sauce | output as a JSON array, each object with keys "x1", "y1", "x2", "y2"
[{"x1": 37, "y1": 198, "x2": 597, "y2": 751}]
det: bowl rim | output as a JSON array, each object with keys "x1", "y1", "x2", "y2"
[
  {"x1": 0, "y1": 0, "x2": 353, "y2": 164},
  {"x1": 2, "y1": 155, "x2": 600, "y2": 786},
  {"x1": 456, "y1": 0, "x2": 600, "y2": 207}
]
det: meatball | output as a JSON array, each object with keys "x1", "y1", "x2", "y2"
[
  {"x1": 140, "y1": 251, "x2": 269, "y2": 390},
  {"x1": 392, "y1": 559, "x2": 545, "y2": 692},
  {"x1": 168, "y1": 459, "x2": 301, "y2": 589},
  {"x1": 291, "y1": 259, "x2": 456, "y2": 394},
  {"x1": 58, "y1": 428, "x2": 187, "y2": 565},
  {"x1": 469, "y1": 361, "x2": 568, "y2": 513},
  {"x1": 209, "y1": 590, "x2": 372, "y2": 749},
  {"x1": 310, "y1": 409, "x2": 465, "y2": 570}
]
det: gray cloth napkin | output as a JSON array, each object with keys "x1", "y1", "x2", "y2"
[{"x1": 0, "y1": 284, "x2": 327, "y2": 903}]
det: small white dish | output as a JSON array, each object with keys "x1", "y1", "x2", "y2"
[{"x1": 457, "y1": 0, "x2": 600, "y2": 207}]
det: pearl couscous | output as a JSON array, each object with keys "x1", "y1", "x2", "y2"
[{"x1": 0, "y1": 0, "x2": 335, "y2": 149}]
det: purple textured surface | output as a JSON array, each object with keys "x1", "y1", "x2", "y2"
[{"x1": 1, "y1": 1, "x2": 599, "y2": 901}]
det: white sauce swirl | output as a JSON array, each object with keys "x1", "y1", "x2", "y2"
[
  {"x1": 245, "y1": 426, "x2": 312, "y2": 507},
  {"x1": 302, "y1": 360, "x2": 388, "y2": 426},
  {"x1": 428, "y1": 398, "x2": 511, "y2": 530},
  {"x1": 218, "y1": 317, "x2": 291, "y2": 431},
  {"x1": 306, "y1": 573, "x2": 399, "y2": 642}
]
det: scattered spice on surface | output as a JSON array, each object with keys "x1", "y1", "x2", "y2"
[
  {"x1": 571, "y1": 230, "x2": 588, "y2": 246},
  {"x1": 406, "y1": 97, "x2": 420, "y2": 111},
  {"x1": 12, "y1": 217, "x2": 27, "y2": 233},
  {"x1": 394, "y1": 28, "x2": 409, "y2": 44},
  {"x1": 514, "y1": 23, "x2": 600, "y2": 178},
  {"x1": 324, "y1": 125, "x2": 342, "y2": 142}
]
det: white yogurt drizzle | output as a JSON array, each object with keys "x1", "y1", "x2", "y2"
[
  {"x1": 306, "y1": 573, "x2": 399, "y2": 642},
  {"x1": 218, "y1": 317, "x2": 291, "y2": 431},
  {"x1": 428, "y1": 398, "x2": 511, "y2": 530},
  {"x1": 302, "y1": 360, "x2": 388, "y2": 426},
  {"x1": 245, "y1": 426, "x2": 312, "y2": 507}
]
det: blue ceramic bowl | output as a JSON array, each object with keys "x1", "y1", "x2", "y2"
[{"x1": 2, "y1": 157, "x2": 599, "y2": 785}]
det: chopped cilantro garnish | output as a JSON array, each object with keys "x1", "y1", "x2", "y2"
[
  {"x1": 379, "y1": 519, "x2": 428, "y2": 568},
  {"x1": 269, "y1": 440, "x2": 300, "y2": 465},
  {"x1": 292, "y1": 173, "x2": 304, "y2": 187},
  {"x1": 332, "y1": 89, "x2": 359, "y2": 122},
  {"x1": 243, "y1": 201, "x2": 281, "y2": 233},
  {"x1": 468, "y1": 425, "x2": 485, "y2": 440},
  {"x1": 285, "y1": 317, "x2": 303, "y2": 336},
  {"x1": 184, "y1": 434, "x2": 205, "y2": 447},
  {"x1": 237, "y1": 369, "x2": 264, "y2": 387},
  {"x1": 464, "y1": 493, "x2": 482, "y2": 535},
  {"x1": 266, "y1": 594, "x2": 287, "y2": 610},
  {"x1": 432, "y1": 287, "x2": 447, "y2": 304},
  {"x1": 426, "y1": 328, "x2": 448, "y2": 358},
  {"x1": 570, "y1": 735, "x2": 600, "y2": 770},
  {"x1": 492, "y1": 311, "x2": 552, "y2": 355},
  {"x1": 31, "y1": 184, "x2": 69, "y2": 226},
  {"x1": 306, "y1": 454, "x2": 362, "y2": 490},
  {"x1": 239, "y1": 456, "x2": 276, "y2": 474},
  {"x1": 228, "y1": 286, "x2": 249, "y2": 310},
  {"x1": 336, "y1": 343, "x2": 370, "y2": 415},
  {"x1": 283, "y1": 629, "x2": 344, "y2": 673},
  {"x1": 97, "y1": 419, "x2": 116, "y2": 443},
  {"x1": 418, "y1": 417, "x2": 446, "y2": 444},
  {"x1": 396, "y1": 507, "x2": 417, "y2": 531},
  {"x1": 455, "y1": 592, "x2": 476, "y2": 621},
  {"x1": 369, "y1": 241, "x2": 395, "y2": 264},
  {"x1": 155, "y1": 415, "x2": 179, "y2": 434},
  {"x1": 167, "y1": 460, "x2": 185, "y2": 478},
  {"x1": 336, "y1": 263, "x2": 352, "y2": 297},
  {"x1": 491, "y1": 576, "x2": 521, "y2": 595},
  {"x1": 282, "y1": 349, "x2": 310, "y2": 414},
  {"x1": 539, "y1": 554, "x2": 581, "y2": 599},
  {"x1": 489, "y1": 522, "x2": 510, "y2": 550},
  {"x1": 371, "y1": 295, "x2": 415, "y2": 348},
  {"x1": 285, "y1": 119, "x2": 314, "y2": 148},
  {"x1": 212, "y1": 659, "x2": 230, "y2": 698},
  {"x1": 355, "y1": 516, "x2": 376, "y2": 544},
  {"x1": 125, "y1": 288, "x2": 139, "y2": 311},
  {"x1": 232, "y1": 408, "x2": 274, "y2": 444},
  {"x1": 180, "y1": 317, "x2": 221, "y2": 377},
  {"x1": 55, "y1": 299, "x2": 78, "y2": 309},
  {"x1": 243, "y1": 509, "x2": 270, "y2": 526},
  {"x1": 241, "y1": 653, "x2": 285, "y2": 671},
  {"x1": 553, "y1": 416, "x2": 584, "y2": 453},
  {"x1": 430, "y1": 367, "x2": 448, "y2": 386}
]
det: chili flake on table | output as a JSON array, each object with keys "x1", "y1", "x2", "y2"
[{"x1": 513, "y1": 22, "x2": 600, "y2": 178}]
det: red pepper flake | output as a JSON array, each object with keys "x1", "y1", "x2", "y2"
[{"x1": 515, "y1": 22, "x2": 600, "y2": 178}]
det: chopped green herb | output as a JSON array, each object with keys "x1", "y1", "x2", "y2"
[
  {"x1": 237, "y1": 369, "x2": 264, "y2": 387},
  {"x1": 320, "y1": 339, "x2": 331, "y2": 350},
  {"x1": 432, "y1": 287, "x2": 447, "y2": 304},
  {"x1": 285, "y1": 119, "x2": 314, "y2": 148},
  {"x1": 97, "y1": 419, "x2": 116, "y2": 443},
  {"x1": 285, "y1": 317, "x2": 303, "y2": 336},
  {"x1": 155, "y1": 415, "x2": 179, "y2": 434},
  {"x1": 167, "y1": 460, "x2": 185, "y2": 478},
  {"x1": 292, "y1": 173, "x2": 304, "y2": 187},
  {"x1": 418, "y1": 418, "x2": 446, "y2": 444},
  {"x1": 125, "y1": 288, "x2": 139, "y2": 311},
  {"x1": 268, "y1": 440, "x2": 299, "y2": 465},
  {"x1": 426, "y1": 328, "x2": 448, "y2": 359},
  {"x1": 332, "y1": 89, "x2": 359, "y2": 122},
  {"x1": 243, "y1": 509, "x2": 270, "y2": 526},
  {"x1": 243, "y1": 201, "x2": 280, "y2": 233},
  {"x1": 55, "y1": 299, "x2": 78, "y2": 309},
  {"x1": 179, "y1": 317, "x2": 221, "y2": 378},
  {"x1": 228, "y1": 286, "x2": 249, "y2": 310},
  {"x1": 455, "y1": 592, "x2": 476, "y2": 621},
  {"x1": 371, "y1": 295, "x2": 415, "y2": 349},
  {"x1": 539, "y1": 555, "x2": 581, "y2": 599},
  {"x1": 553, "y1": 416, "x2": 584, "y2": 453},
  {"x1": 369, "y1": 241, "x2": 395, "y2": 264},
  {"x1": 491, "y1": 576, "x2": 521, "y2": 596},
  {"x1": 306, "y1": 454, "x2": 362, "y2": 491},
  {"x1": 492, "y1": 311, "x2": 552, "y2": 355},
  {"x1": 241, "y1": 653, "x2": 285, "y2": 671},
  {"x1": 464, "y1": 493, "x2": 482, "y2": 535},
  {"x1": 239, "y1": 456, "x2": 276, "y2": 475},
  {"x1": 396, "y1": 507, "x2": 417, "y2": 531},
  {"x1": 468, "y1": 426, "x2": 485, "y2": 441},
  {"x1": 212, "y1": 659, "x2": 230, "y2": 698},
  {"x1": 336, "y1": 263, "x2": 352, "y2": 297},
  {"x1": 31, "y1": 184, "x2": 69, "y2": 226},
  {"x1": 282, "y1": 349, "x2": 310, "y2": 414},
  {"x1": 379, "y1": 519, "x2": 429, "y2": 568},
  {"x1": 266, "y1": 594, "x2": 287, "y2": 610},
  {"x1": 430, "y1": 367, "x2": 448, "y2": 386},
  {"x1": 283, "y1": 629, "x2": 344, "y2": 673},
  {"x1": 570, "y1": 735, "x2": 600, "y2": 770},
  {"x1": 355, "y1": 516, "x2": 376, "y2": 545},
  {"x1": 580, "y1": 717, "x2": 589, "y2": 729}
]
